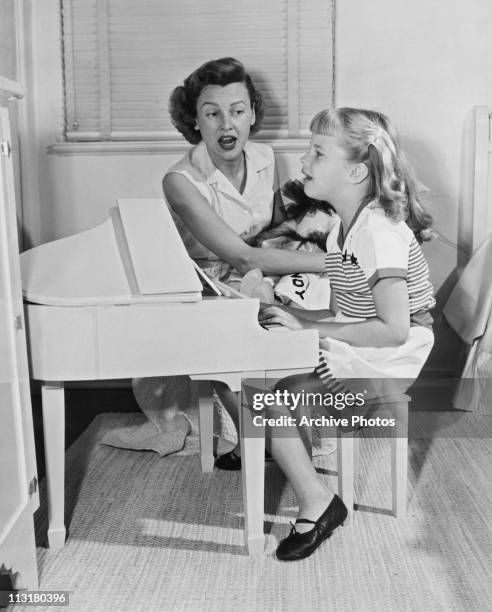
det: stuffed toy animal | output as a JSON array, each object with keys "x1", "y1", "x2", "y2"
[
  {"x1": 241, "y1": 179, "x2": 339, "y2": 309},
  {"x1": 251, "y1": 178, "x2": 336, "y2": 251}
]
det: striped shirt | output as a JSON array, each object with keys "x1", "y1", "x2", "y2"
[{"x1": 325, "y1": 203, "x2": 435, "y2": 324}]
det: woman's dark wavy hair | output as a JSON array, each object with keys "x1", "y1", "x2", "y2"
[{"x1": 169, "y1": 57, "x2": 265, "y2": 144}]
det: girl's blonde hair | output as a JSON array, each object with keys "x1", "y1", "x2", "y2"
[{"x1": 310, "y1": 107, "x2": 433, "y2": 241}]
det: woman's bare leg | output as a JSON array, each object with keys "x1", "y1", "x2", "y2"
[
  {"x1": 132, "y1": 376, "x2": 192, "y2": 433},
  {"x1": 213, "y1": 382, "x2": 240, "y2": 435},
  {"x1": 266, "y1": 373, "x2": 338, "y2": 532}
]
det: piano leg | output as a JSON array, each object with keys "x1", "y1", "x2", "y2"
[
  {"x1": 239, "y1": 384, "x2": 265, "y2": 557},
  {"x1": 192, "y1": 372, "x2": 265, "y2": 555},
  {"x1": 41, "y1": 381, "x2": 66, "y2": 548},
  {"x1": 196, "y1": 381, "x2": 215, "y2": 473}
]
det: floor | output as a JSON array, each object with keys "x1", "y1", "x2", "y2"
[
  {"x1": 17, "y1": 376, "x2": 492, "y2": 612},
  {"x1": 30, "y1": 375, "x2": 460, "y2": 481},
  {"x1": 30, "y1": 383, "x2": 139, "y2": 480}
]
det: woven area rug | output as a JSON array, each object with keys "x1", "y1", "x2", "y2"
[{"x1": 13, "y1": 411, "x2": 492, "y2": 612}]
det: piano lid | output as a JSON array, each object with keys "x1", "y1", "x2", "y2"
[{"x1": 21, "y1": 199, "x2": 203, "y2": 306}]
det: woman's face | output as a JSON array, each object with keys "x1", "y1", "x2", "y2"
[{"x1": 195, "y1": 82, "x2": 255, "y2": 166}]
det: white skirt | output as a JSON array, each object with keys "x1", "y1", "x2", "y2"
[{"x1": 315, "y1": 313, "x2": 434, "y2": 401}]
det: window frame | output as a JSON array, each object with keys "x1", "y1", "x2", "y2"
[{"x1": 60, "y1": 0, "x2": 336, "y2": 144}]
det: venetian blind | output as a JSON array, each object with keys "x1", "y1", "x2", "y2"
[{"x1": 61, "y1": 0, "x2": 334, "y2": 141}]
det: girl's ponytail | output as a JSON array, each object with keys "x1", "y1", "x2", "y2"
[{"x1": 369, "y1": 128, "x2": 433, "y2": 242}]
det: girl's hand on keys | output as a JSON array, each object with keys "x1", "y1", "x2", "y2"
[{"x1": 259, "y1": 305, "x2": 305, "y2": 331}]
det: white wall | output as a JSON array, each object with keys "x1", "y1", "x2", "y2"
[
  {"x1": 334, "y1": 0, "x2": 492, "y2": 370},
  {"x1": 0, "y1": 0, "x2": 17, "y2": 81},
  {"x1": 40, "y1": 146, "x2": 305, "y2": 242},
  {"x1": 42, "y1": 152, "x2": 181, "y2": 240},
  {"x1": 28, "y1": 1, "x2": 492, "y2": 279},
  {"x1": 336, "y1": 0, "x2": 492, "y2": 296}
]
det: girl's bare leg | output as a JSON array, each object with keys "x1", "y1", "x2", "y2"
[{"x1": 267, "y1": 401, "x2": 334, "y2": 533}]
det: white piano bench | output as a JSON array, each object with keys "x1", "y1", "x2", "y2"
[{"x1": 336, "y1": 395, "x2": 410, "y2": 520}]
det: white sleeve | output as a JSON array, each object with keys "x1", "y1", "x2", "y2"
[{"x1": 354, "y1": 221, "x2": 409, "y2": 289}]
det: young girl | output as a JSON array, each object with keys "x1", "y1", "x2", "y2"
[{"x1": 259, "y1": 107, "x2": 435, "y2": 561}]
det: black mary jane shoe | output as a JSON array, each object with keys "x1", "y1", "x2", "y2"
[
  {"x1": 215, "y1": 449, "x2": 273, "y2": 471},
  {"x1": 276, "y1": 494, "x2": 348, "y2": 561}
]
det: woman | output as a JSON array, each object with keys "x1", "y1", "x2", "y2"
[{"x1": 132, "y1": 58, "x2": 329, "y2": 464}]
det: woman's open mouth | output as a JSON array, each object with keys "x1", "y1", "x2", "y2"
[{"x1": 218, "y1": 136, "x2": 238, "y2": 150}]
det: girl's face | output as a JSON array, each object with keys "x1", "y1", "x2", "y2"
[
  {"x1": 195, "y1": 82, "x2": 255, "y2": 166},
  {"x1": 301, "y1": 134, "x2": 353, "y2": 203}
]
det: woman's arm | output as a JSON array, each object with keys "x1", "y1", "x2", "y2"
[
  {"x1": 259, "y1": 277, "x2": 410, "y2": 347},
  {"x1": 163, "y1": 173, "x2": 326, "y2": 276}
]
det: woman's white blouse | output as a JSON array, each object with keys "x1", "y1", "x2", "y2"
[{"x1": 165, "y1": 140, "x2": 276, "y2": 264}]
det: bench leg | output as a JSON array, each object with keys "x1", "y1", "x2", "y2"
[
  {"x1": 41, "y1": 381, "x2": 66, "y2": 548},
  {"x1": 391, "y1": 400, "x2": 408, "y2": 517},
  {"x1": 353, "y1": 433, "x2": 361, "y2": 481}
]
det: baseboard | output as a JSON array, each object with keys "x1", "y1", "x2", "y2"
[{"x1": 65, "y1": 379, "x2": 132, "y2": 389}]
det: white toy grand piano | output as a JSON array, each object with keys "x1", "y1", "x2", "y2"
[{"x1": 21, "y1": 199, "x2": 318, "y2": 556}]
